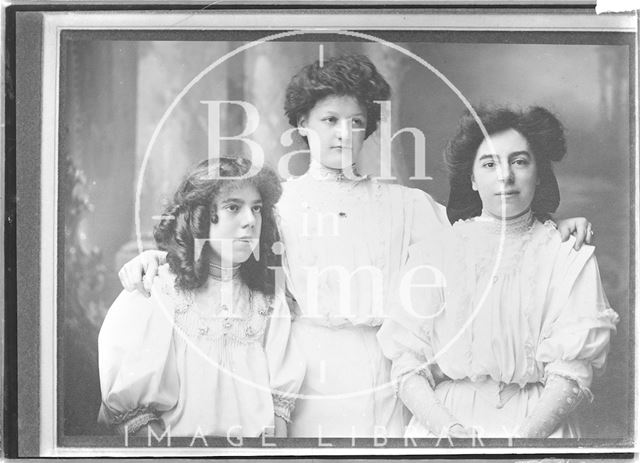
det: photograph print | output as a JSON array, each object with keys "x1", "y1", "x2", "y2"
[{"x1": 10, "y1": 6, "x2": 637, "y2": 457}]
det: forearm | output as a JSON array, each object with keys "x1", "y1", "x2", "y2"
[
  {"x1": 114, "y1": 411, "x2": 162, "y2": 436},
  {"x1": 398, "y1": 374, "x2": 460, "y2": 436},
  {"x1": 518, "y1": 374, "x2": 583, "y2": 438}
]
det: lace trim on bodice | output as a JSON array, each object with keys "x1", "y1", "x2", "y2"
[
  {"x1": 157, "y1": 276, "x2": 275, "y2": 346},
  {"x1": 441, "y1": 218, "x2": 558, "y2": 385}
]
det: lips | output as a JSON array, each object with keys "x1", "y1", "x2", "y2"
[
  {"x1": 234, "y1": 237, "x2": 258, "y2": 247},
  {"x1": 496, "y1": 191, "x2": 519, "y2": 196}
]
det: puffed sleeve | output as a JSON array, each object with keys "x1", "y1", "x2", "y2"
[
  {"x1": 377, "y1": 239, "x2": 446, "y2": 392},
  {"x1": 536, "y1": 240, "x2": 619, "y2": 393},
  {"x1": 263, "y1": 289, "x2": 305, "y2": 423},
  {"x1": 379, "y1": 186, "x2": 450, "y2": 391},
  {"x1": 407, "y1": 188, "x2": 450, "y2": 247},
  {"x1": 98, "y1": 288, "x2": 179, "y2": 434}
]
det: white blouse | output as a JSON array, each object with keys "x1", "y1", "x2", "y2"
[
  {"x1": 378, "y1": 213, "x2": 619, "y2": 393},
  {"x1": 98, "y1": 265, "x2": 304, "y2": 437},
  {"x1": 277, "y1": 171, "x2": 449, "y2": 327}
]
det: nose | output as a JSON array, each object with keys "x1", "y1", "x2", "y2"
[
  {"x1": 497, "y1": 163, "x2": 515, "y2": 184},
  {"x1": 336, "y1": 118, "x2": 351, "y2": 141},
  {"x1": 239, "y1": 206, "x2": 256, "y2": 228}
]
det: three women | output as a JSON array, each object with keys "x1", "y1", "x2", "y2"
[{"x1": 105, "y1": 55, "x2": 611, "y2": 438}]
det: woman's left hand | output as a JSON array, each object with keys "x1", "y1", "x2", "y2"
[{"x1": 557, "y1": 217, "x2": 594, "y2": 251}]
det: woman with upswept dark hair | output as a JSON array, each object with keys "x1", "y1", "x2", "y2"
[
  {"x1": 99, "y1": 157, "x2": 304, "y2": 438},
  {"x1": 445, "y1": 106, "x2": 568, "y2": 224},
  {"x1": 276, "y1": 54, "x2": 447, "y2": 437},
  {"x1": 284, "y1": 54, "x2": 390, "y2": 140},
  {"x1": 379, "y1": 106, "x2": 618, "y2": 438}
]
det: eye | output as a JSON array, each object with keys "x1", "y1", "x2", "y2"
[
  {"x1": 323, "y1": 116, "x2": 337, "y2": 124},
  {"x1": 352, "y1": 118, "x2": 364, "y2": 128},
  {"x1": 252, "y1": 205, "x2": 262, "y2": 214},
  {"x1": 482, "y1": 161, "x2": 496, "y2": 169},
  {"x1": 513, "y1": 158, "x2": 530, "y2": 166},
  {"x1": 225, "y1": 204, "x2": 239, "y2": 213}
]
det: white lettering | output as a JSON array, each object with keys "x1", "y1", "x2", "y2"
[
  {"x1": 399, "y1": 264, "x2": 446, "y2": 319},
  {"x1": 148, "y1": 424, "x2": 171, "y2": 447},
  {"x1": 262, "y1": 426, "x2": 276, "y2": 447},
  {"x1": 318, "y1": 426, "x2": 333, "y2": 447},
  {"x1": 279, "y1": 127, "x2": 309, "y2": 179},
  {"x1": 435, "y1": 426, "x2": 454, "y2": 447},
  {"x1": 373, "y1": 426, "x2": 388, "y2": 447},
  {"x1": 226, "y1": 425, "x2": 243, "y2": 447},
  {"x1": 189, "y1": 426, "x2": 208, "y2": 447},
  {"x1": 202, "y1": 100, "x2": 264, "y2": 177},
  {"x1": 375, "y1": 100, "x2": 431, "y2": 181},
  {"x1": 304, "y1": 265, "x2": 384, "y2": 319}
]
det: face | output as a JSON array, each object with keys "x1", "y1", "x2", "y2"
[
  {"x1": 472, "y1": 128, "x2": 538, "y2": 219},
  {"x1": 299, "y1": 95, "x2": 367, "y2": 170},
  {"x1": 208, "y1": 183, "x2": 262, "y2": 267}
]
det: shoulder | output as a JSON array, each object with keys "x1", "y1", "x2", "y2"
[
  {"x1": 100, "y1": 288, "x2": 161, "y2": 344},
  {"x1": 155, "y1": 263, "x2": 177, "y2": 287},
  {"x1": 146, "y1": 264, "x2": 176, "y2": 297},
  {"x1": 383, "y1": 183, "x2": 444, "y2": 210},
  {"x1": 280, "y1": 176, "x2": 308, "y2": 197},
  {"x1": 530, "y1": 220, "x2": 596, "y2": 272},
  {"x1": 449, "y1": 217, "x2": 477, "y2": 241},
  {"x1": 451, "y1": 216, "x2": 474, "y2": 231},
  {"x1": 277, "y1": 177, "x2": 312, "y2": 213},
  {"x1": 151, "y1": 264, "x2": 197, "y2": 311},
  {"x1": 103, "y1": 265, "x2": 179, "y2": 322},
  {"x1": 106, "y1": 265, "x2": 174, "y2": 315},
  {"x1": 251, "y1": 288, "x2": 278, "y2": 317}
]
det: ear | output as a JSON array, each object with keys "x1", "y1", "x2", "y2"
[
  {"x1": 297, "y1": 116, "x2": 308, "y2": 136},
  {"x1": 471, "y1": 174, "x2": 478, "y2": 191}
]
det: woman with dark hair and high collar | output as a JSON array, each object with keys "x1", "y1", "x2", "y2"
[{"x1": 378, "y1": 106, "x2": 619, "y2": 438}]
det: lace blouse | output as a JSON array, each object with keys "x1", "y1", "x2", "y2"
[
  {"x1": 277, "y1": 167, "x2": 449, "y2": 328},
  {"x1": 378, "y1": 212, "x2": 619, "y2": 393},
  {"x1": 98, "y1": 264, "x2": 304, "y2": 437}
]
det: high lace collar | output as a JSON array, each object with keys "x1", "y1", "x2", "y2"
[
  {"x1": 473, "y1": 209, "x2": 536, "y2": 235},
  {"x1": 208, "y1": 261, "x2": 241, "y2": 282},
  {"x1": 306, "y1": 160, "x2": 369, "y2": 183}
]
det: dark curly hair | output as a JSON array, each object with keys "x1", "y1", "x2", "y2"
[
  {"x1": 153, "y1": 157, "x2": 282, "y2": 294},
  {"x1": 445, "y1": 106, "x2": 567, "y2": 224},
  {"x1": 284, "y1": 54, "x2": 391, "y2": 139}
]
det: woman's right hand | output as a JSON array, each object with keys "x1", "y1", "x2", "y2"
[{"x1": 118, "y1": 250, "x2": 167, "y2": 297}]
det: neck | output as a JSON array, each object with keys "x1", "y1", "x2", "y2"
[
  {"x1": 477, "y1": 208, "x2": 535, "y2": 234},
  {"x1": 482, "y1": 207, "x2": 532, "y2": 221},
  {"x1": 208, "y1": 260, "x2": 241, "y2": 281},
  {"x1": 307, "y1": 159, "x2": 365, "y2": 182}
]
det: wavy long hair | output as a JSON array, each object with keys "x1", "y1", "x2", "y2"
[{"x1": 153, "y1": 157, "x2": 282, "y2": 294}]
